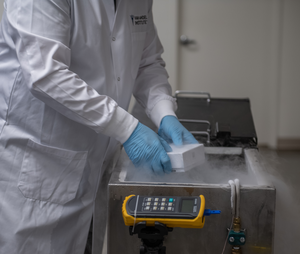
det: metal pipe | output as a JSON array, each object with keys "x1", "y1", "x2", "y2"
[
  {"x1": 178, "y1": 119, "x2": 211, "y2": 132},
  {"x1": 174, "y1": 90, "x2": 211, "y2": 103},
  {"x1": 190, "y1": 131, "x2": 210, "y2": 144},
  {"x1": 228, "y1": 180, "x2": 236, "y2": 217},
  {"x1": 234, "y1": 179, "x2": 240, "y2": 218}
]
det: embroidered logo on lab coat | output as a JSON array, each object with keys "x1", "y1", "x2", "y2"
[{"x1": 130, "y1": 15, "x2": 148, "y2": 26}]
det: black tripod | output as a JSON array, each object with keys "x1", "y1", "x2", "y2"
[{"x1": 129, "y1": 221, "x2": 173, "y2": 254}]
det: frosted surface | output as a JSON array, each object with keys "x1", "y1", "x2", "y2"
[{"x1": 117, "y1": 150, "x2": 258, "y2": 185}]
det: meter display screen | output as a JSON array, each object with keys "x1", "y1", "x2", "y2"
[{"x1": 180, "y1": 199, "x2": 194, "y2": 213}]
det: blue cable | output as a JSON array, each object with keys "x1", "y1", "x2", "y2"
[{"x1": 204, "y1": 209, "x2": 221, "y2": 216}]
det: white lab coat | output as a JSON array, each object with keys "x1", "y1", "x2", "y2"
[{"x1": 0, "y1": 0, "x2": 176, "y2": 253}]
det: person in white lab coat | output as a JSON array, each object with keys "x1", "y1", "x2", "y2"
[{"x1": 0, "y1": 0, "x2": 198, "y2": 253}]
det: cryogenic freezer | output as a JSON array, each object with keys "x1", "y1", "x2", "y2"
[{"x1": 94, "y1": 91, "x2": 275, "y2": 254}]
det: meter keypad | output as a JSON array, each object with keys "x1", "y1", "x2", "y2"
[{"x1": 142, "y1": 197, "x2": 176, "y2": 212}]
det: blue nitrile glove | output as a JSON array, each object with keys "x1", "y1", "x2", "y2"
[
  {"x1": 158, "y1": 116, "x2": 199, "y2": 145},
  {"x1": 123, "y1": 123, "x2": 173, "y2": 174}
]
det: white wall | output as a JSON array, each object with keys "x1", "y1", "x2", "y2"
[
  {"x1": 0, "y1": 0, "x2": 4, "y2": 20},
  {"x1": 278, "y1": 0, "x2": 300, "y2": 139},
  {"x1": 177, "y1": 0, "x2": 276, "y2": 146},
  {"x1": 152, "y1": 0, "x2": 300, "y2": 149}
]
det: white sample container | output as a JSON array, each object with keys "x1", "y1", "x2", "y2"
[{"x1": 167, "y1": 143, "x2": 205, "y2": 172}]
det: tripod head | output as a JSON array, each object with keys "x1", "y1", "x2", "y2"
[{"x1": 129, "y1": 221, "x2": 173, "y2": 254}]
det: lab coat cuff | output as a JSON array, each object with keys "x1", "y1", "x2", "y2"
[
  {"x1": 102, "y1": 107, "x2": 139, "y2": 144},
  {"x1": 150, "y1": 100, "x2": 177, "y2": 128}
]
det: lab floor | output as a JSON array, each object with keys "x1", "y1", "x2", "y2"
[
  {"x1": 101, "y1": 148, "x2": 300, "y2": 254},
  {"x1": 259, "y1": 148, "x2": 300, "y2": 253}
]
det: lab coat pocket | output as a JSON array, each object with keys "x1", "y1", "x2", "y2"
[
  {"x1": 131, "y1": 32, "x2": 147, "y2": 79},
  {"x1": 18, "y1": 139, "x2": 88, "y2": 205}
]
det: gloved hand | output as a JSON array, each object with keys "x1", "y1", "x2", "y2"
[
  {"x1": 158, "y1": 115, "x2": 199, "y2": 146},
  {"x1": 123, "y1": 122, "x2": 172, "y2": 174}
]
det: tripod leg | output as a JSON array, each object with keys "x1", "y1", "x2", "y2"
[
  {"x1": 140, "y1": 245, "x2": 145, "y2": 254},
  {"x1": 159, "y1": 246, "x2": 166, "y2": 254}
]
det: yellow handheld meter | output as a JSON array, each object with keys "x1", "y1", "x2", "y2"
[{"x1": 122, "y1": 195, "x2": 220, "y2": 229}]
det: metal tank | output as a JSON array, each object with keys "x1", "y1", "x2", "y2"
[{"x1": 94, "y1": 92, "x2": 276, "y2": 254}]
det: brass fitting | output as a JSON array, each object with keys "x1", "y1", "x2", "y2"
[
  {"x1": 233, "y1": 217, "x2": 241, "y2": 232},
  {"x1": 231, "y1": 246, "x2": 242, "y2": 254}
]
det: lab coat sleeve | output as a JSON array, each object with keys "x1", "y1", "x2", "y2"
[
  {"x1": 132, "y1": 0, "x2": 177, "y2": 128},
  {"x1": 6, "y1": 0, "x2": 138, "y2": 144}
]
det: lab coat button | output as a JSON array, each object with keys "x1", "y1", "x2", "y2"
[
  {"x1": 117, "y1": 77, "x2": 120, "y2": 81},
  {"x1": 112, "y1": 37, "x2": 116, "y2": 41}
]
